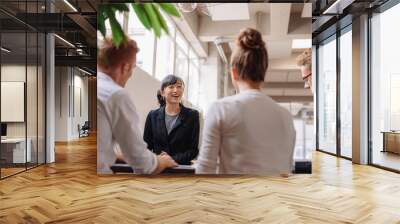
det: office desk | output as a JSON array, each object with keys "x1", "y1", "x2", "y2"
[
  {"x1": 1, "y1": 138, "x2": 31, "y2": 164},
  {"x1": 382, "y1": 131, "x2": 400, "y2": 154},
  {"x1": 110, "y1": 161, "x2": 312, "y2": 174}
]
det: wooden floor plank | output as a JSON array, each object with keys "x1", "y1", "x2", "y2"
[{"x1": 0, "y1": 134, "x2": 399, "y2": 223}]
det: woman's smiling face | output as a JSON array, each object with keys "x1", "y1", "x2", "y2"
[{"x1": 162, "y1": 81, "x2": 184, "y2": 105}]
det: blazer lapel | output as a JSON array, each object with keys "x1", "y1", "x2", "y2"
[
  {"x1": 169, "y1": 105, "x2": 187, "y2": 136},
  {"x1": 157, "y1": 107, "x2": 169, "y2": 142}
]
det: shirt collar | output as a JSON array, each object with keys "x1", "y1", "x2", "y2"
[
  {"x1": 239, "y1": 88, "x2": 263, "y2": 94},
  {"x1": 98, "y1": 71, "x2": 115, "y2": 83}
]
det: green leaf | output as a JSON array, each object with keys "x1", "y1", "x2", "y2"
[
  {"x1": 132, "y1": 3, "x2": 151, "y2": 30},
  {"x1": 152, "y1": 4, "x2": 169, "y2": 35},
  {"x1": 109, "y1": 3, "x2": 129, "y2": 12},
  {"x1": 158, "y1": 3, "x2": 180, "y2": 18},
  {"x1": 143, "y1": 3, "x2": 161, "y2": 37},
  {"x1": 98, "y1": 8, "x2": 106, "y2": 37},
  {"x1": 106, "y1": 7, "x2": 126, "y2": 48}
]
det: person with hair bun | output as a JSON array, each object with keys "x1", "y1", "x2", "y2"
[
  {"x1": 196, "y1": 28, "x2": 296, "y2": 175},
  {"x1": 143, "y1": 75, "x2": 200, "y2": 165}
]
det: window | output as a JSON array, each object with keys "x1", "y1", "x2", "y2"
[
  {"x1": 0, "y1": 2, "x2": 46, "y2": 179},
  {"x1": 155, "y1": 34, "x2": 175, "y2": 81},
  {"x1": 280, "y1": 102, "x2": 314, "y2": 161},
  {"x1": 370, "y1": 3, "x2": 400, "y2": 171},
  {"x1": 339, "y1": 28, "x2": 352, "y2": 158},
  {"x1": 154, "y1": 11, "x2": 176, "y2": 81},
  {"x1": 317, "y1": 37, "x2": 337, "y2": 155},
  {"x1": 127, "y1": 8, "x2": 155, "y2": 74},
  {"x1": 175, "y1": 47, "x2": 189, "y2": 99},
  {"x1": 188, "y1": 49, "x2": 200, "y2": 106},
  {"x1": 176, "y1": 32, "x2": 189, "y2": 53}
]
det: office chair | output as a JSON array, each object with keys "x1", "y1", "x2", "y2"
[{"x1": 78, "y1": 121, "x2": 90, "y2": 138}]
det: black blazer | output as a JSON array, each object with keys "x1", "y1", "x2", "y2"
[{"x1": 143, "y1": 105, "x2": 200, "y2": 165}]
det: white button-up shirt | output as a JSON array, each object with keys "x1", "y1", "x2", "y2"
[
  {"x1": 97, "y1": 72, "x2": 157, "y2": 174},
  {"x1": 196, "y1": 89, "x2": 296, "y2": 175}
]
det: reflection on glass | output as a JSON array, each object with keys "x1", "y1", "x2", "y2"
[
  {"x1": 1, "y1": 31, "x2": 27, "y2": 177},
  {"x1": 38, "y1": 33, "x2": 46, "y2": 165},
  {"x1": 318, "y1": 38, "x2": 337, "y2": 154},
  {"x1": 340, "y1": 29, "x2": 352, "y2": 158},
  {"x1": 371, "y1": 3, "x2": 400, "y2": 171},
  {"x1": 27, "y1": 32, "x2": 38, "y2": 169}
]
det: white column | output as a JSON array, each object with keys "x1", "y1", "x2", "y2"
[
  {"x1": 352, "y1": 14, "x2": 369, "y2": 164},
  {"x1": 46, "y1": 32, "x2": 55, "y2": 163}
]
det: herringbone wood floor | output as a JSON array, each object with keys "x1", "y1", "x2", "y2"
[{"x1": 0, "y1": 134, "x2": 400, "y2": 224}]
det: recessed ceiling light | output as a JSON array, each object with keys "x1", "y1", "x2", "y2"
[
  {"x1": 54, "y1": 34, "x2": 75, "y2": 48},
  {"x1": 292, "y1": 39, "x2": 311, "y2": 49},
  {"x1": 63, "y1": 0, "x2": 78, "y2": 12},
  {"x1": 1, "y1": 47, "x2": 11, "y2": 53},
  {"x1": 78, "y1": 67, "x2": 93, "y2": 76},
  {"x1": 323, "y1": 0, "x2": 355, "y2": 15}
]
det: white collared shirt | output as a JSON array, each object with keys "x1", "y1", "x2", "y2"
[
  {"x1": 97, "y1": 71, "x2": 157, "y2": 174},
  {"x1": 196, "y1": 89, "x2": 296, "y2": 175}
]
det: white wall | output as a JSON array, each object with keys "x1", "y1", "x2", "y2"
[
  {"x1": 125, "y1": 67, "x2": 160, "y2": 133},
  {"x1": 54, "y1": 67, "x2": 89, "y2": 141},
  {"x1": 1, "y1": 65, "x2": 37, "y2": 138},
  {"x1": 55, "y1": 67, "x2": 69, "y2": 141},
  {"x1": 199, "y1": 44, "x2": 223, "y2": 114},
  {"x1": 1, "y1": 64, "x2": 46, "y2": 163}
]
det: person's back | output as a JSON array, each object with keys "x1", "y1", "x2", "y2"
[
  {"x1": 196, "y1": 28, "x2": 296, "y2": 175},
  {"x1": 97, "y1": 37, "x2": 177, "y2": 174},
  {"x1": 204, "y1": 89, "x2": 295, "y2": 174}
]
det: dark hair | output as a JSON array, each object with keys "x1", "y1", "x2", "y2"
[
  {"x1": 230, "y1": 28, "x2": 268, "y2": 82},
  {"x1": 157, "y1": 75, "x2": 184, "y2": 107}
]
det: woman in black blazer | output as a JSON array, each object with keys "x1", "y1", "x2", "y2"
[{"x1": 144, "y1": 75, "x2": 200, "y2": 165}]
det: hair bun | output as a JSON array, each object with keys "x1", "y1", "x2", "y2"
[{"x1": 237, "y1": 28, "x2": 265, "y2": 50}]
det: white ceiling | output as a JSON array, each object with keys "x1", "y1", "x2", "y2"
[
  {"x1": 208, "y1": 3, "x2": 250, "y2": 21},
  {"x1": 198, "y1": 3, "x2": 311, "y2": 59},
  {"x1": 177, "y1": 3, "x2": 313, "y2": 102}
]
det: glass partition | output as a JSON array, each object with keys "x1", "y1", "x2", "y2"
[
  {"x1": 27, "y1": 31, "x2": 38, "y2": 169},
  {"x1": 339, "y1": 28, "x2": 352, "y2": 158},
  {"x1": 0, "y1": 1, "x2": 46, "y2": 179},
  {"x1": 317, "y1": 36, "x2": 337, "y2": 155},
  {"x1": 370, "y1": 3, "x2": 400, "y2": 171},
  {"x1": 1, "y1": 30, "x2": 28, "y2": 177}
]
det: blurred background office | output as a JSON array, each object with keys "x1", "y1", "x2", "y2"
[{"x1": 97, "y1": 3, "x2": 314, "y2": 166}]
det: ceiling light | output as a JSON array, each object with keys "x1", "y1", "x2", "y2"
[
  {"x1": 323, "y1": 0, "x2": 355, "y2": 15},
  {"x1": 1, "y1": 47, "x2": 11, "y2": 53},
  {"x1": 54, "y1": 34, "x2": 75, "y2": 48},
  {"x1": 63, "y1": 0, "x2": 78, "y2": 12},
  {"x1": 292, "y1": 39, "x2": 311, "y2": 49},
  {"x1": 78, "y1": 67, "x2": 93, "y2": 76}
]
